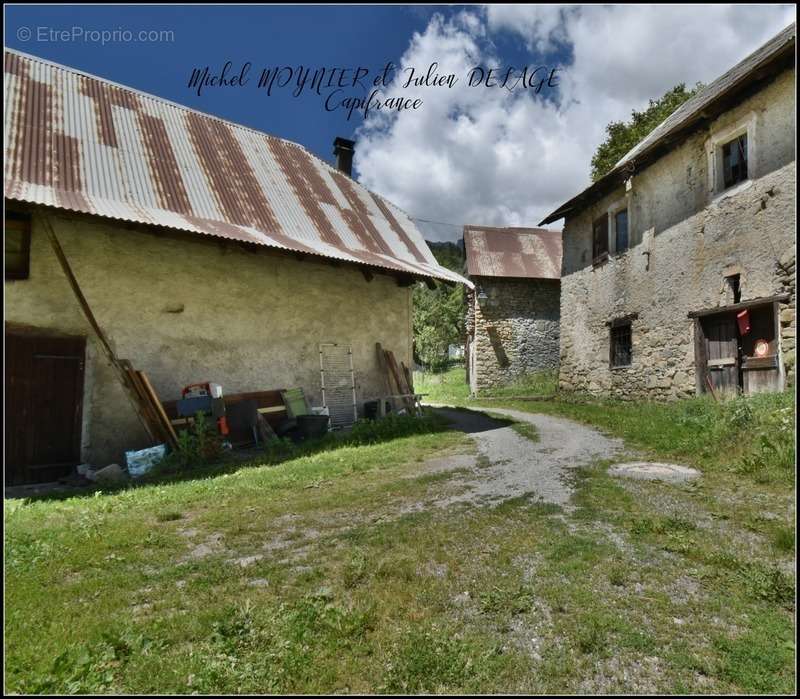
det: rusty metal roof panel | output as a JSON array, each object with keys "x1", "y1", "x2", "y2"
[
  {"x1": 4, "y1": 49, "x2": 470, "y2": 287},
  {"x1": 463, "y1": 225, "x2": 562, "y2": 280}
]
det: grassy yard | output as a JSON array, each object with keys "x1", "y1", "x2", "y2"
[
  {"x1": 4, "y1": 379, "x2": 796, "y2": 694},
  {"x1": 414, "y1": 365, "x2": 471, "y2": 403}
]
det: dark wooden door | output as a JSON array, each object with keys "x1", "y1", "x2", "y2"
[
  {"x1": 5, "y1": 332, "x2": 86, "y2": 485},
  {"x1": 701, "y1": 315, "x2": 740, "y2": 395}
]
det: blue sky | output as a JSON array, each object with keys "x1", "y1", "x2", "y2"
[
  {"x1": 4, "y1": 5, "x2": 794, "y2": 240},
  {"x1": 4, "y1": 5, "x2": 552, "y2": 167}
]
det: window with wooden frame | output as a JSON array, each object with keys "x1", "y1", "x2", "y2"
[
  {"x1": 610, "y1": 320, "x2": 632, "y2": 368},
  {"x1": 614, "y1": 209, "x2": 629, "y2": 253},
  {"x1": 721, "y1": 133, "x2": 748, "y2": 189},
  {"x1": 5, "y1": 211, "x2": 32, "y2": 280},
  {"x1": 592, "y1": 213, "x2": 609, "y2": 264}
]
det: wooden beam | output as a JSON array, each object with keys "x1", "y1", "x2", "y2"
[
  {"x1": 39, "y1": 212, "x2": 119, "y2": 365},
  {"x1": 38, "y1": 210, "x2": 164, "y2": 446},
  {"x1": 687, "y1": 294, "x2": 791, "y2": 318},
  {"x1": 395, "y1": 274, "x2": 415, "y2": 287}
]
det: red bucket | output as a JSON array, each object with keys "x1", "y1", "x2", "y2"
[{"x1": 736, "y1": 309, "x2": 751, "y2": 335}]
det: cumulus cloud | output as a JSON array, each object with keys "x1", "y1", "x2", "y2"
[{"x1": 354, "y1": 5, "x2": 794, "y2": 241}]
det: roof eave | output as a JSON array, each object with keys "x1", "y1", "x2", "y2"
[{"x1": 540, "y1": 27, "x2": 795, "y2": 226}]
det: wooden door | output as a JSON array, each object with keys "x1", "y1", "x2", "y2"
[
  {"x1": 740, "y1": 303, "x2": 782, "y2": 394},
  {"x1": 5, "y1": 332, "x2": 86, "y2": 485},
  {"x1": 701, "y1": 315, "x2": 740, "y2": 395}
]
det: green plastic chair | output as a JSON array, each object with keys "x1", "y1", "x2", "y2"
[{"x1": 281, "y1": 388, "x2": 311, "y2": 420}]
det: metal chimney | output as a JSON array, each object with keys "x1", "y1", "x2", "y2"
[{"x1": 333, "y1": 137, "x2": 355, "y2": 176}]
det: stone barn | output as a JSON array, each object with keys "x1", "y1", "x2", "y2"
[
  {"x1": 464, "y1": 226, "x2": 562, "y2": 394},
  {"x1": 3, "y1": 49, "x2": 467, "y2": 484},
  {"x1": 540, "y1": 24, "x2": 796, "y2": 399}
]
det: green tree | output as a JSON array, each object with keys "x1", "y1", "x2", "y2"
[
  {"x1": 413, "y1": 242, "x2": 466, "y2": 371},
  {"x1": 590, "y1": 82, "x2": 703, "y2": 181}
]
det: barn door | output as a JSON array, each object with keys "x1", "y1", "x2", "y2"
[
  {"x1": 701, "y1": 314, "x2": 740, "y2": 395},
  {"x1": 5, "y1": 332, "x2": 86, "y2": 485}
]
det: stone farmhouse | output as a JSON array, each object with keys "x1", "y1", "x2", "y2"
[
  {"x1": 541, "y1": 24, "x2": 796, "y2": 399},
  {"x1": 3, "y1": 49, "x2": 467, "y2": 484},
  {"x1": 464, "y1": 226, "x2": 561, "y2": 394}
]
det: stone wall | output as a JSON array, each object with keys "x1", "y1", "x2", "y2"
[
  {"x1": 469, "y1": 276, "x2": 560, "y2": 393},
  {"x1": 559, "y1": 68, "x2": 796, "y2": 399},
  {"x1": 5, "y1": 211, "x2": 413, "y2": 466}
]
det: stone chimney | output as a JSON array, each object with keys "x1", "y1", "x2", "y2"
[{"x1": 333, "y1": 137, "x2": 355, "y2": 176}]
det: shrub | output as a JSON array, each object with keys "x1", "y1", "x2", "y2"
[
  {"x1": 347, "y1": 413, "x2": 443, "y2": 445},
  {"x1": 156, "y1": 412, "x2": 223, "y2": 473}
]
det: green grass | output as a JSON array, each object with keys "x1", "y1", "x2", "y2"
[
  {"x1": 414, "y1": 366, "x2": 470, "y2": 403},
  {"x1": 477, "y1": 388, "x2": 795, "y2": 484},
  {"x1": 479, "y1": 370, "x2": 559, "y2": 399},
  {"x1": 5, "y1": 378, "x2": 796, "y2": 694}
]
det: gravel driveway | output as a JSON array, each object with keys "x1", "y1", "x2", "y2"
[{"x1": 428, "y1": 406, "x2": 626, "y2": 507}]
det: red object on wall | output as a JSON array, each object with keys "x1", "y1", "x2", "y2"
[{"x1": 736, "y1": 309, "x2": 751, "y2": 335}]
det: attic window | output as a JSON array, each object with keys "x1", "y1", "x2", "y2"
[
  {"x1": 592, "y1": 214, "x2": 609, "y2": 264},
  {"x1": 5, "y1": 211, "x2": 31, "y2": 280},
  {"x1": 610, "y1": 320, "x2": 632, "y2": 368},
  {"x1": 722, "y1": 134, "x2": 748, "y2": 189}
]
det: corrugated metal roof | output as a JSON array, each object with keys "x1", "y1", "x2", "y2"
[
  {"x1": 540, "y1": 22, "x2": 795, "y2": 225},
  {"x1": 3, "y1": 49, "x2": 470, "y2": 287},
  {"x1": 463, "y1": 225, "x2": 561, "y2": 279}
]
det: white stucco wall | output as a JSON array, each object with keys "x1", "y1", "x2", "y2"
[{"x1": 5, "y1": 212, "x2": 414, "y2": 465}]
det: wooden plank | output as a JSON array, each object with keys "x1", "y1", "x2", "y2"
[
  {"x1": 376, "y1": 343, "x2": 402, "y2": 413},
  {"x1": 687, "y1": 294, "x2": 791, "y2": 318},
  {"x1": 401, "y1": 362, "x2": 422, "y2": 416},
  {"x1": 707, "y1": 357, "x2": 736, "y2": 367},
  {"x1": 136, "y1": 371, "x2": 178, "y2": 447},
  {"x1": 385, "y1": 350, "x2": 415, "y2": 413},
  {"x1": 119, "y1": 361, "x2": 161, "y2": 442}
]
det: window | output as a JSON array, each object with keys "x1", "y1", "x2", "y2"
[
  {"x1": 592, "y1": 214, "x2": 608, "y2": 263},
  {"x1": 610, "y1": 321, "x2": 632, "y2": 368},
  {"x1": 727, "y1": 273, "x2": 742, "y2": 304},
  {"x1": 721, "y1": 134, "x2": 748, "y2": 189},
  {"x1": 5, "y1": 211, "x2": 31, "y2": 280},
  {"x1": 614, "y1": 209, "x2": 629, "y2": 253}
]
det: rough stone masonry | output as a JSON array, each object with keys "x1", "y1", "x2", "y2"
[
  {"x1": 468, "y1": 277, "x2": 560, "y2": 393},
  {"x1": 555, "y1": 62, "x2": 795, "y2": 399}
]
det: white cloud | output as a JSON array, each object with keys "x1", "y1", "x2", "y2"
[{"x1": 354, "y1": 5, "x2": 794, "y2": 241}]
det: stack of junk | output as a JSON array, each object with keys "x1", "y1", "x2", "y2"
[{"x1": 77, "y1": 341, "x2": 426, "y2": 484}]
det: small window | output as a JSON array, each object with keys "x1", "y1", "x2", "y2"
[
  {"x1": 722, "y1": 134, "x2": 748, "y2": 189},
  {"x1": 727, "y1": 273, "x2": 742, "y2": 304},
  {"x1": 615, "y1": 209, "x2": 629, "y2": 253},
  {"x1": 592, "y1": 214, "x2": 608, "y2": 263},
  {"x1": 5, "y1": 211, "x2": 32, "y2": 280},
  {"x1": 610, "y1": 322, "x2": 632, "y2": 368}
]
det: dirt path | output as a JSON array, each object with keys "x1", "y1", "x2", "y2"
[{"x1": 428, "y1": 406, "x2": 627, "y2": 507}]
